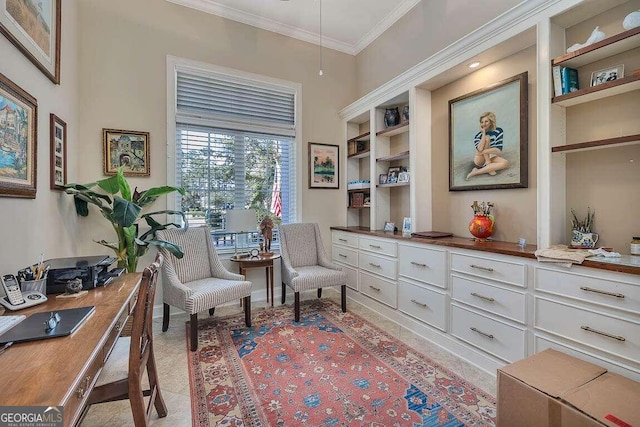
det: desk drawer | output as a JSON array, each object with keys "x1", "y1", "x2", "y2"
[
  {"x1": 534, "y1": 297, "x2": 640, "y2": 364},
  {"x1": 103, "y1": 309, "x2": 130, "y2": 362},
  {"x1": 64, "y1": 347, "x2": 104, "y2": 427},
  {"x1": 451, "y1": 303, "x2": 526, "y2": 363},
  {"x1": 332, "y1": 231, "x2": 358, "y2": 248},
  {"x1": 360, "y1": 271, "x2": 397, "y2": 308},
  {"x1": 359, "y1": 252, "x2": 397, "y2": 280},
  {"x1": 398, "y1": 279, "x2": 446, "y2": 331},
  {"x1": 535, "y1": 267, "x2": 640, "y2": 315},
  {"x1": 332, "y1": 245, "x2": 358, "y2": 268},
  {"x1": 359, "y1": 236, "x2": 397, "y2": 257},
  {"x1": 450, "y1": 252, "x2": 526, "y2": 288},
  {"x1": 398, "y1": 244, "x2": 447, "y2": 289},
  {"x1": 451, "y1": 274, "x2": 526, "y2": 324}
]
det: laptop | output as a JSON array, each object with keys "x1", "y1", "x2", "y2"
[{"x1": 0, "y1": 306, "x2": 95, "y2": 344}]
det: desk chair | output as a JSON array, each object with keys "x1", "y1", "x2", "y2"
[
  {"x1": 86, "y1": 253, "x2": 167, "y2": 427},
  {"x1": 156, "y1": 226, "x2": 252, "y2": 351},
  {"x1": 279, "y1": 223, "x2": 347, "y2": 322}
]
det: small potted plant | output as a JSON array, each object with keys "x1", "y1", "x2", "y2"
[{"x1": 570, "y1": 207, "x2": 598, "y2": 248}]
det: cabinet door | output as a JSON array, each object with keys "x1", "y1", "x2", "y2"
[{"x1": 341, "y1": 264, "x2": 358, "y2": 291}]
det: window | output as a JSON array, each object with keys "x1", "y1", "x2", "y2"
[{"x1": 168, "y1": 58, "x2": 300, "y2": 250}]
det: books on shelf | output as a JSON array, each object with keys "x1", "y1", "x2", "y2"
[{"x1": 552, "y1": 66, "x2": 579, "y2": 96}]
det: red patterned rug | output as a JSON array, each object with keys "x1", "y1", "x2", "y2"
[{"x1": 186, "y1": 300, "x2": 496, "y2": 426}]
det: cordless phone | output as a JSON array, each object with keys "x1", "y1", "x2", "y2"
[{"x1": 1, "y1": 274, "x2": 25, "y2": 306}]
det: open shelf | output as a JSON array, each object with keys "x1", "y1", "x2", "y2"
[
  {"x1": 377, "y1": 182, "x2": 410, "y2": 188},
  {"x1": 347, "y1": 188, "x2": 370, "y2": 192},
  {"x1": 347, "y1": 131, "x2": 371, "y2": 143},
  {"x1": 552, "y1": 74, "x2": 640, "y2": 106},
  {"x1": 376, "y1": 121, "x2": 409, "y2": 137},
  {"x1": 348, "y1": 205, "x2": 370, "y2": 209},
  {"x1": 552, "y1": 133, "x2": 640, "y2": 153},
  {"x1": 376, "y1": 150, "x2": 410, "y2": 162},
  {"x1": 348, "y1": 149, "x2": 370, "y2": 159},
  {"x1": 552, "y1": 26, "x2": 640, "y2": 68}
]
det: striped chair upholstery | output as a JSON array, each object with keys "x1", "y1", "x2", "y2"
[
  {"x1": 279, "y1": 223, "x2": 347, "y2": 321},
  {"x1": 156, "y1": 226, "x2": 252, "y2": 351}
]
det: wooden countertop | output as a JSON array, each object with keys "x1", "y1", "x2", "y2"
[{"x1": 330, "y1": 226, "x2": 640, "y2": 276}]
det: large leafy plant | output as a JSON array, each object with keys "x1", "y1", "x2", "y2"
[{"x1": 65, "y1": 168, "x2": 187, "y2": 272}]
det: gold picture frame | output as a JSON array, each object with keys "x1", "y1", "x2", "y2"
[
  {"x1": 308, "y1": 142, "x2": 339, "y2": 189},
  {"x1": 103, "y1": 128, "x2": 150, "y2": 177}
]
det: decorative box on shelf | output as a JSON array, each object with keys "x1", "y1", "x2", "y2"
[
  {"x1": 348, "y1": 180, "x2": 370, "y2": 190},
  {"x1": 350, "y1": 192, "x2": 365, "y2": 207}
]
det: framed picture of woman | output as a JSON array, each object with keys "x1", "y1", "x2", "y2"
[{"x1": 448, "y1": 72, "x2": 528, "y2": 191}]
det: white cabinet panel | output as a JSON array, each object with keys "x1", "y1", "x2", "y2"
[
  {"x1": 359, "y1": 236, "x2": 397, "y2": 257},
  {"x1": 451, "y1": 274, "x2": 526, "y2": 324},
  {"x1": 359, "y1": 252, "x2": 397, "y2": 280},
  {"x1": 332, "y1": 232, "x2": 359, "y2": 248},
  {"x1": 398, "y1": 279, "x2": 447, "y2": 331},
  {"x1": 450, "y1": 252, "x2": 526, "y2": 288},
  {"x1": 398, "y1": 244, "x2": 447, "y2": 289},
  {"x1": 359, "y1": 270, "x2": 397, "y2": 308},
  {"x1": 332, "y1": 244, "x2": 358, "y2": 268},
  {"x1": 341, "y1": 264, "x2": 358, "y2": 291}
]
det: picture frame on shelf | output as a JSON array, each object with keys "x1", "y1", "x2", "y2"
[
  {"x1": 0, "y1": 0, "x2": 61, "y2": 84},
  {"x1": 590, "y1": 64, "x2": 624, "y2": 87},
  {"x1": 350, "y1": 192, "x2": 364, "y2": 207},
  {"x1": 309, "y1": 142, "x2": 339, "y2": 189},
  {"x1": 0, "y1": 71, "x2": 37, "y2": 198},
  {"x1": 398, "y1": 171, "x2": 410, "y2": 183},
  {"x1": 449, "y1": 71, "x2": 528, "y2": 191},
  {"x1": 103, "y1": 128, "x2": 150, "y2": 177},
  {"x1": 378, "y1": 174, "x2": 388, "y2": 184},
  {"x1": 387, "y1": 166, "x2": 401, "y2": 184},
  {"x1": 50, "y1": 114, "x2": 66, "y2": 190},
  {"x1": 383, "y1": 221, "x2": 395, "y2": 232},
  {"x1": 402, "y1": 217, "x2": 411, "y2": 234}
]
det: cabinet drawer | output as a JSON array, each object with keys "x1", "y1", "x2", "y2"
[
  {"x1": 359, "y1": 271, "x2": 397, "y2": 308},
  {"x1": 450, "y1": 252, "x2": 526, "y2": 288},
  {"x1": 534, "y1": 297, "x2": 640, "y2": 364},
  {"x1": 398, "y1": 244, "x2": 447, "y2": 289},
  {"x1": 102, "y1": 309, "x2": 130, "y2": 362},
  {"x1": 332, "y1": 244, "x2": 358, "y2": 267},
  {"x1": 359, "y1": 252, "x2": 397, "y2": 280},
  {"x1": 398, "y1": 279, "x2": 446, "y2": 331},
  {"x1": 332, "y1": 231, "x2": 358, "y2": 248},
  {"x1": 64, "y1": 346, "x2": 104, "y2": 426},
  {"x1": 341, "y1": 264, "x2": 358, "y2": 291},
  {"x1": 451, "y1": 274, "x2": 526, "y2": 324},
  {"x1": 451, "y1": 303, "x2": 526, "y2": 363},
  {"x1": 359, "y1": 236, "x2": 397, "y2": 257},
  {"x1": 535, "y1": 267, "x2": 640, "y2": 315}
]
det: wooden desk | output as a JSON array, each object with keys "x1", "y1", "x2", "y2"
[
  {"x1": 0, "y1": 273, "x2": 141, "y2": 426},
  {"x1": 230, "y1": 253, "x2": 280, "y2": 306}
]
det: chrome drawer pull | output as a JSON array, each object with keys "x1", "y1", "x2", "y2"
[
  {"x1": 470, "y1": 327, "x2": 494, "y2": 339},
  {"x1": 338, "y1": 254, "x2": 348, "y2": 258},
  {"x1": 410, "y1": 261, "x2": 427, "y2": 267},
  {"x1": 369, "y1": 244, "x2": 381, "y2": 249},
  {"x1": 471, "y1": 292, "x2": 495, "y2": 302},
  {"x1": 411, "y1": 299, "x2": 427, "y2": 308},
  {"x1": 470, "y1": 264, "x2": 494, "y2": 272},
  {"x1": 338, "y1": 238, "x2": 347, "y2": 242},
  {"x1": 581, "y1": 326, "x2": 626, "y2": 341},
  {"x1": 369, "y1": 286, "x2": 381, "y2": 292},
  {"x1": 469, "y1": 328, "x2": 493, "y2": 339},
  {"x1": 368, "y1": 262, "x2": 381, "y2": 268},
  {"x1": 580, "y1": 287, "x2": 625, "y2": 299}
]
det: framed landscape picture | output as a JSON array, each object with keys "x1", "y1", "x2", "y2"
[
  {"x1": 449, "y1": 72, "x2": 528, "y2": 191},
  {"x1": 0, "y1": 0, "x2": 61, "y2": 84},
  {"x1": 309, "y1": 142, "x2": 339, "y2": 189},
  {"x1": 50, "y1": 113, "x2": 66, "y2": 190},
  {"x1": 103, "y1": 128, "x2": 150, "y2": 176},
  {"x1": 0, "y1": 71, "x2": 37, "y2": 198}
]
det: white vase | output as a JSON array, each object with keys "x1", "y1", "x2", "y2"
[{"x1": 623, "y1": 10, "x2": 640, "y2": 30}]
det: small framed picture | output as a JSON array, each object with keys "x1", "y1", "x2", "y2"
[
  {"x1": 402, "y1": 217, "x2": 411, "y2": 234},
  {"x1": 384, "y1": 221, "x2": 395, "y2": 232},
  {"x1": 50, "y1": 114, "x2": 67, "y2": 190},
  {"x1": 379, "y1": 174, "x2": 388, "y2": 184},
  {"x1": 387, "y1": 166, "x2": 401, "y2": 183},
  {"x1": 590, "y1": 65, "x2": 624, "y2": 87},
  {"x1": 103, "y1": 129, "x2": 150, "y2": 176},
  {"x1": 398, "y1": 171, "x2": 410, "y2": 183}
]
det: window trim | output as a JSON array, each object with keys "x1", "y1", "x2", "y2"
[{"x1": 166, "y1": 55, "x2": 303, "y2": 223}]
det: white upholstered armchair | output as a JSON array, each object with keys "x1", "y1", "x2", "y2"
[
  {"x1": 156, "y1": 226, "x2": 252, "y2": 351},
  {"x1": 278, "y1": 223, "x2": 347, "y2": 322}
]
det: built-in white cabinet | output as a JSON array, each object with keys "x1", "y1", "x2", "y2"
[{"x1": 331, "y1": 231, "x2": 359, "y2": 291}]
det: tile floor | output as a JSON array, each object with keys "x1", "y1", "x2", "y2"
[{"x1": 81, "y1": 293, "x2": 497, "y2": 426}]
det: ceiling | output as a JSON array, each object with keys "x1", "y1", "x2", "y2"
[{"x1": 165, "y1": 0, "x2": 422, "y2": 55}]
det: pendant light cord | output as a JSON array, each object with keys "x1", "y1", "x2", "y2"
[{"x1": 319, "y1": 0, "x2": 323, "y2": 76}]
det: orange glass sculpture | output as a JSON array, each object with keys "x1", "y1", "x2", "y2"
[{"x1": 469, "y1": 201, "x2": 494, "y2": 241}]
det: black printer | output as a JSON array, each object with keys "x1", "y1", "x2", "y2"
[{"x1": 44, "y1": 255, "x2": 118, "y2": 294}]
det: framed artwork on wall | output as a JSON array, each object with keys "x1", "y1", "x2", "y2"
[
  {"x1": 50, "y1": 113, "x2": 66, "y2": 190},
  {"x1": 449, "y1": 71, "x2": 528, "y2": 191},
  {"x1": 0, "y1": 71, "x2": 37, "y2": 198},
  {"x1": 309, "y1": 142, "x2": 339, "y2": 189},
  {"x1": 103, "y1": 128, "x2": 150, "y2": 177},
  {"x1": 0, "y1": 0, "x2": 61, "y2": 84}
]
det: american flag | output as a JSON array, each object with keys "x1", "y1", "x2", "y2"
[{"x1": 270, "y1": 161, "x2": 282, "y2": 218}]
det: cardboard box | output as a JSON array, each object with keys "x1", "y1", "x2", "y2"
[{"x1": 497, "y1": 349, "x2": 640, "y2": 427}]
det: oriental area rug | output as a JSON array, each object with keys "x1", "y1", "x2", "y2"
[{"x1": 186, "y1": 300, "x2": 496, "y2": 427}]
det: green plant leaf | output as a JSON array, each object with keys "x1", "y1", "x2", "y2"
[
  {"x1": 73, "y1": 196, "x2": 89, "y2": 217},
  {"x1": 96, "y1": 175, "x2": 121, "y2": 194},
  {"x1": 145, "y1": 239, "x2": 184, "y2": 258},
  {"x1": 112, "y1": 196, "x2": 142, "y2": 227},
  {"x1": 117, "y1": 168, "x2": 132, "y2": 201},
  {"x1": 137, "y1": 186, "x2": 185, "y2": 206}
]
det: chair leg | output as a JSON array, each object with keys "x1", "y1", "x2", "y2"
[
  {"x1": 147, "y1": 346, "x2": 168, "y2": 418},
  {"x1": 294, "y1": 292, "x2": 300, "y2": 322},
  {"x1": 244, "y1": 295, "x2": 251, "y2": 327},
  {"x1": 190, "y1": 313, "x2": 198, "y2": 352},
  {"x1": 317, "y1": 288, "x2": 322, "y2": 298},
  {"x1": 341, "y1": 285, "x2": 347, "y2": 313},
  {"x1": 281, "y1": 282, "x2": 286, "y2": 304},
  {"x1": 209, "y1": 308, "x2": 215, "y2": 316},
  {"x1": 128, "y1": 376, "x2": 147, "y2": 427},
  {"x1": 162, "y1": 304, "x2": 170, "y2": 332}
]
